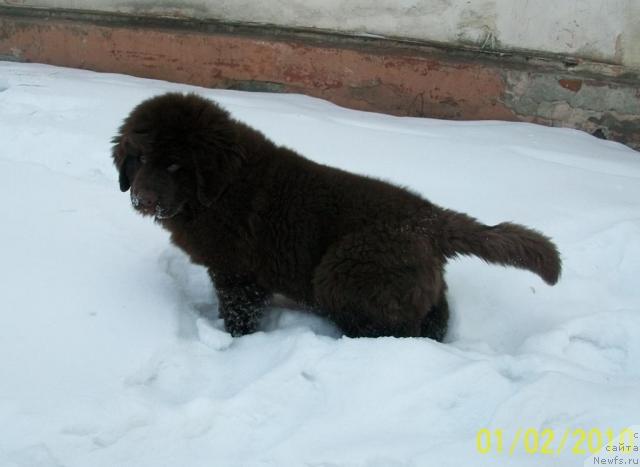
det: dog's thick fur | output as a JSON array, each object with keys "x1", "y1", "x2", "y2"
[{"x1": 112, "y1": 93, "x2": 561, "y2": 341}]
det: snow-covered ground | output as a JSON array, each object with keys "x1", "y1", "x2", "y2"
[{"x1": 1, "y1": 62, "x2": 639, "y2": 467}]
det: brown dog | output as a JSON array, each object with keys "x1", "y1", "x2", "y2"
[{"x1": 112, "y1": 92, "x2": 561, "y2": 341}]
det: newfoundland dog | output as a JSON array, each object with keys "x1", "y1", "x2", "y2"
[{"x1": 112, "y1": 92, "x2": 561, "y2": 341}]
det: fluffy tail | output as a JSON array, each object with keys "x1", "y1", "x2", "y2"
[{"x1": 438, "y1": 209, "x2": 561, "y2": 285}]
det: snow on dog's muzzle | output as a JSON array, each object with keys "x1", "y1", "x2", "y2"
[{"x1": 130, "y1": 192, "x2": 141, "y2": 208}]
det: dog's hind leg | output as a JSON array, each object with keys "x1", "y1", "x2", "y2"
[
  {"x1": 420, "y1": 286, "x2": 449, "y2": 341},
  {"x1": 312, "y1": 229, "x2": 447, "y2": 340}
]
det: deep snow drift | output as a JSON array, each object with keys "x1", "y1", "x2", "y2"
[{"x1": 0, "y1": 62, "x2": 639, "y2": 467}]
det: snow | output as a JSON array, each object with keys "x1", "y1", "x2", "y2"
[{"x1": 1, "y1": 62, "x2": 639, "y2": 467}]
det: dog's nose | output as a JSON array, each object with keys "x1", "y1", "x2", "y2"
[{"x1": 135, "y1": 189, "x2": 158, "y2": 208}]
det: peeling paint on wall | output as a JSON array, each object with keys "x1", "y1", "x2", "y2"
[{"x1": 503, "y1": 71, "x2": 639, "y2": 144}]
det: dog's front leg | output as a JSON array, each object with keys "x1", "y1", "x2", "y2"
[{"x1": 210, "y1": 271, "x2": 270, "y2": 337}]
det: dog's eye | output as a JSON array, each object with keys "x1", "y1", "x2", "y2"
[{"x1": 167, "y1": 163, "x2": 181, "y2": 173}]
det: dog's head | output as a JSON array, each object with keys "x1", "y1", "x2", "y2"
[{"x1": 111, "y1": 93, "x2": 245, "y2": 219}]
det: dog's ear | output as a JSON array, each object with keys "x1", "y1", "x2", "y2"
[
  {"x1": 119, "y1": 162, "x2": 131, "y2": 192},
  {"x1": 192, "y1": 128, "x2": 246, "y2": 207},
  {"x1": 111, "y1": 131, "x2": 150, "y2": 192},
  {"x1": 111, "y1": 134, "x2": 131, "y2": 192}
]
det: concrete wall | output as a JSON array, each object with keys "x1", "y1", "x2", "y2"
[{"x1": 4, "y1": 0, "x2": 640, "y2": 70}]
